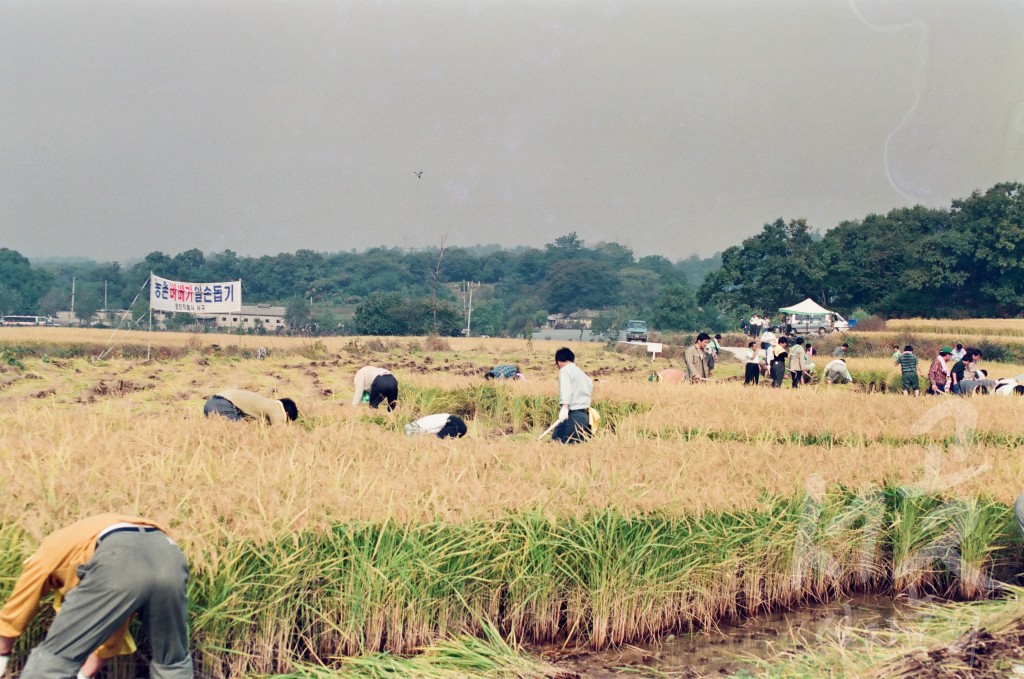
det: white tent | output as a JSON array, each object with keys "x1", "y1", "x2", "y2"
[{"x1": 778, "y1": 298, "x2": 834, "y2": 315}]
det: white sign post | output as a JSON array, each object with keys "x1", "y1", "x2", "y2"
[{"x1": 647, "y1": 342, "x2": 663, "y2": 360}]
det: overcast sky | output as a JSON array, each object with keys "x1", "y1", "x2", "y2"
[{"x1": 2, "y1": 0, "x2": 1022, "y2": 263}]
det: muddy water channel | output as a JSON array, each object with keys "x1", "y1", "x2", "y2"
[{"x1": 533, "y1": 594, "x2": 927, "y2": 677}]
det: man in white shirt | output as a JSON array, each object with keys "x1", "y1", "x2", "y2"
[
  {"x1": 352, "y1": 366, "x2": 398, "y2": 411},
  {"x1": 551, "y1": 347, "x2": 593, "y2": 444},
  {"x1": 748, "y1": 314, "x2": 761, "y2": 338}
]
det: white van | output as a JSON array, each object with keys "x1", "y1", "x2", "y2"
[{"x1": 784, "y1": 312, "x2": 849, "y2": 336}]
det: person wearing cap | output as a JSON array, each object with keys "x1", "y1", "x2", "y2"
[
  {"x1": 551, "y1": 347, "x2": 593, "y2": 444},
  {"x1": 684, "y1": 333, "x2": 712, "y2": 383},
  {"x1": 928, "y1": 347, "x2": 954, "y2": 394},
  {"x1": 0, "y1": 514, "x2": 192, "y2": 679},
  {"x1": 770, "y1": 337, "x2": 790, "y2": 388},
  {"x1": 203, "y1": 389, "x2": 298, "y2": 424},
  {"x1": 351, "y1": 366, "x2": 399, "y2": 411}
]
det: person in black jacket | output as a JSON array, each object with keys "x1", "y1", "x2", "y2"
[{"x1": 770, "y1": 337, "x2": 790, "y2": 388}]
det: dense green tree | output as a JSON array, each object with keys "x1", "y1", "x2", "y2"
[
  {"x1": 697, "y1": 219, "x2": 823, "y2": 314},
  {"x1": 285, "y1": 295, "x2": 314, "y2": 332},
  {"x1": 0, "y1": 285, "x2": 22, "y2": 315},
  {"x1": 0, "y1": 248, "x2": 51, "y2": 312},
  {"x1": 674, "y1": 252, "x2": 722, "y2": 286},
  {"x1": 943, "y1": 182, "x2": 1024, "y2": 314},
  {"x1": 616, "y1": 268, "x2": 662, "y2": 315},
  {"x1": 466, "y1": 299, "x2": 505, "y2": 337},
  {"x1": 591, "y1": 307, "x2": 632, "y2": 339},
  {"x1": 650, "y1": 283, "x2": 700, "y2": 331},
  {"x1": 171, "y1": 249, "x2": 207, "y2": 280},
  {"x1": 544, "y1": 259, "x2": 620, "y2": 313},
  {"x1": 73, "y1": 285, "x2": 104, "y2": 326},
  {"x1": 36, "y1": 287, "x2": 68, "y2": 317},
  {"x1": 544, "y1": 232, "x2": 585, "y2": 262},
  {"x1": 505, "y1": 300, "x2": 543, "y2": 338},
  {"x1": 353, "y1": 291, "x2": 407, "y2": 335},
  {"x1": 207, "y1": 250, "x2": 242, "y2": 281}
]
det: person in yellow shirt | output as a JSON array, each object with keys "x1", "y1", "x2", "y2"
[
  {"x1": 0, "y1": 514, "x2": 192, "y2": 679},
  {"x1": 203, "y1": 389, "x2": 298, "y2": 424}
]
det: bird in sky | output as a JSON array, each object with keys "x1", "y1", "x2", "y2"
[{"x1": 414, "y1": 172, "x2": 423, "y2": 178}]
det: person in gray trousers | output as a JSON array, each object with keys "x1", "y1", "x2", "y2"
[{"x1": 0, "y1": 514, "x2": 192, "y2": 679}]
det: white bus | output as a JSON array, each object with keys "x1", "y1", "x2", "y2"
[{"x1": 0, "y1": 315, "x2": 52, "y2": 327}]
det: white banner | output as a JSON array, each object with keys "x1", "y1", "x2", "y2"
[{"x1": 150, "y1": 274, "x2": 242, "y2": 313}]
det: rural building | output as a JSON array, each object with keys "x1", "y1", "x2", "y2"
[
  {"x1": 53, "y1": 309, "x2": 133, "y2": 327},
  {"x1": 198, "y1": 304, "x2": 289, "y2": 332},
  {"x1": 545, "y1": 309, "x2": 602, "y2": 329}
]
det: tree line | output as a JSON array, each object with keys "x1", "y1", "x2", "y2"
[
  {"x1": 4, "y1": 180, "x2": 1020, "y2": 336},
  {"x1": 0, "y1": 236, "x2": 722, "y2": 336},
  {"x1": 697, "y1": 182, "x2": 1024, "y2": 319}
]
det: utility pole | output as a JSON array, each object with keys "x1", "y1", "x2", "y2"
[
  {"x1": 71, "y1": 276, "x2": 76, "y2": 323},
  {"x1": 465, "y1": 281, "x2": 480, "y2": 337},
  {"x1": 104, "y1": 281, "x2": 108, "y2": 310}
]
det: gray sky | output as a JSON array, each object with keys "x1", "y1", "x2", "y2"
[{"x1": 2, "y1": 0, "x2": 1022, "y2": 263}]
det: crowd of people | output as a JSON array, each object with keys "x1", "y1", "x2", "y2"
[
  {"x1": 203, "y1": 350, "x2": 597, "y2": 445},
  {"x1": 895, "y1": 343, "x2": 1024, "y2": 397},
  {"x1": 678, "y1": 329, "x2": 1024, "y2": 397}
]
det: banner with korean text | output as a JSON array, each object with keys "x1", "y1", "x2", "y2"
[{"x1": 150, "y1": 274, "x2": 242, "y2": 313}]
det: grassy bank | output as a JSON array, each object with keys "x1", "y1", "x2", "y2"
[
  {"x1": 751, "y1": 588, "x2": 1024, "y2": 678},
  {"x1": 2, "y1": 490, "x2": 1016, "y2": 677}
]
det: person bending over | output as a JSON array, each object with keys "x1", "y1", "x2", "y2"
[
  {"x1": 204, "y1": 389, "x2": 298, "y2": 424},
  {"x1": 0, "y1": 514, "x2": 192, "y2": 679},
  {"x1": 404, "y1": 413, "x2": 468, "y2": 438},
  {"x1": 484, "y1": 365, "x2": 523, "y2": 380},
  {"x1": 352, "y1": 366, "x2": 399, "y2": 411}
]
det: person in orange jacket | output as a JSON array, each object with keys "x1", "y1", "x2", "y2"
[{"x1": 0, "y1": 514, "x2": 192, "y2": 679}]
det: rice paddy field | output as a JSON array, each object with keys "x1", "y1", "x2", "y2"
[{"x1": 2, "y1": 325, "x2": 1024, "y2": 677}]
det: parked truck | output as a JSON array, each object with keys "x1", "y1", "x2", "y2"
[{"x1": 625, "y1": 320, "x2": 648, "y2": 342}]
